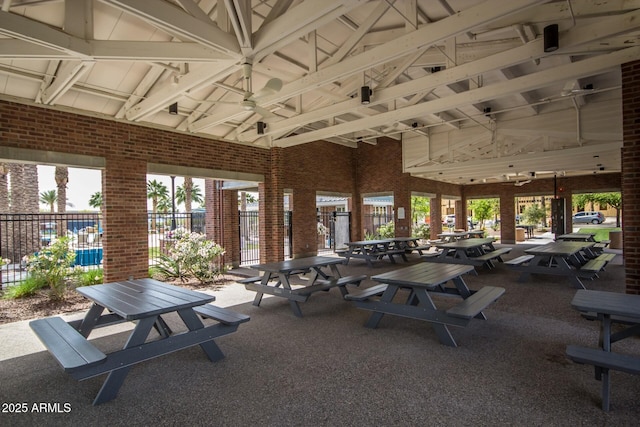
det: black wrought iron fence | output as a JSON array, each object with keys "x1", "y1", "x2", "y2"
[
  {"x1": 148, "y1": 212, "x2": 206, "y2": 266},
  {"x1": 0, "y1": 213, "x2": 102, "y2": 286}
]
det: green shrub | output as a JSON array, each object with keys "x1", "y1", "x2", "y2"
[
  {"x1": 2, "y1": 275, "x2": 47, "y2": 299},
  {"x1": 24, "y1": 237, "x2": 77, "y2": 300},
  {"x1": 154, "y1": 231, "x2": 227, "y2": 284},
  {"x1": 377, "y1": 222, "x2": 395, "y2": 238},
  {"x1": 412, "y1": 223, "x2": 430, "y2": 239},
  {"x1": 74, "y1": 268, "x2": 104, "y2": 287}
]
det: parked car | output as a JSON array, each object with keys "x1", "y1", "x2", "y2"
[{"x1": 572, "y1": 211, "x2": 605, "y2": 224}]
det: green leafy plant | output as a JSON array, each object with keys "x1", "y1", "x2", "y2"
[
  {"x1": 24, "y1": 236, "x2": 77, "y2": 300},
  {"x1": 154, "y1": 231, "x2": 227, "y2": 284},
  {"x1": 2, "y1": 275, "x2": 47, "y2": 299},
  {"x1": 412, "y1": 223, "x2": 430, "y2": 239},
  {"x1": 74, "y1": 268, "x2": 104, "y2": 287},
  {"x1": 377, "y1": 221, "x2": 395, "y2": 238}
]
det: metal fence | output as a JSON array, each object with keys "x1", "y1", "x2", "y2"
[
  {"x1": 317, "y1": 211, "x2": 351, "y2": 253},
  {"x1": 238, "y1": 211, "x2": 292, "y2": 266},
  {"x1": 0, "y1": 213, "x2": 103, "y2": 286},
  {"x1": 148, "y1": 212, "x2": 206, "y2": 266}
]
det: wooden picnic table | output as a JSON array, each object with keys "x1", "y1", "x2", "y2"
[
  {"x1": 506, "y1": 241, "x2": 598, "y2": 289},
  {"x1": 345, "y1": 263, "x2": 505, "y2": 347},
  {"x1": 426, "y1": 238, "x2": 512, "y2": 270},
  {"x1": 337, "y1": 239, "x2": 408, "y2": 267},
  {"x1": 566, "y1": 290, "x2": 640, "y2": 411},
  {"x1": 244, "y1": 256, "x2": 366, "y2": 317},
  {"x1": 30, "y1": 278, "x2": 249, "y2": 405},
  {"x1": 556, "y1": 232, "x2": 597, "y2": 242}
]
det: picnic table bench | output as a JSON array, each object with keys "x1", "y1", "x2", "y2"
[
  {"x1": 507, "y1": 241, "x2": 598, "y2": 289},
  {"x1": 245, "y1": 256, "x2": 363, "y2": 317},
  {"x1": 426, "y1": 238, "x2": 511, "y2": 270},
  {"x1": 566, "y1": 290, "x2": 640, "y2": 411},
  {"x1": 30, "y1": 278, "x2": 248, "y2": 405},
  {"x1": 338, "y1": 239, "x2": 409, "y2": 267},
  {"x1": 346, "y1": 263, "x2": 505, "y2": 347}
]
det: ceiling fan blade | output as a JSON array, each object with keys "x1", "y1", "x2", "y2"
[
  {"x1": 253, "y1": 105, "x2": 276, "y2": 119},
  {"x1": 249, "y1": 78, "x2": 283, "y2": 100}
]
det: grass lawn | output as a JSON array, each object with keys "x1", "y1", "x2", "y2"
[{"x1": 576, "y1": 227, "x2": 621, "y2": 242}]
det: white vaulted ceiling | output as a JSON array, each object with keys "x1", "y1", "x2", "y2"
[{"x1": 0, "y1": 0, "x2": 638, "y2": 184}]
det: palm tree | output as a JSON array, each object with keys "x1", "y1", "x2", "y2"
[
  {"x1": 147, "y1": 179, "x2": 169, "y2": 232},
  {"x1": 88, "y1": 191, "x2": 102, "y2": 210},
  {"x1": 40, "y1": 189, "x2": 57, "y2": 212},
  {"x1": 177, "y1": 178, "x2": 203, "y2": 231},
  {"x1": 55, "y1": 166, "x2": 68, "y2": 214}
]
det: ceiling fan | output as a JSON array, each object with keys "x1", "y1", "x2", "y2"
[
  {"x1": 233, "y1": 61, "x2": 282, "y2": 119},
  {"x1": 514, "y1": 179, "x2": 532, "y2": 187}
]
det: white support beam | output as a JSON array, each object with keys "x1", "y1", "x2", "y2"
[
  {"x1": 103, "y1": 0, "x2": 241, "y2": 58},
  {"x1": 190, "y1": 0, "x2": 546, "y2": 133},
  {"x1": 41, "y1": 60, "x2": 94, "y2": 105},
  {"x1": 260, "y1": 9, "x2": 640, "y2": 139},
  {"x1": 125, "y1": 61, "x2": 237, "y2": 121},
  {"x1": 272, "y1": 46, "x2": 640, "y2": 147},
  {"x1": 0, "y1": 10, "x2": 91, "y2": 58},
  {"x1": 252, "y1": 0, "x2": 367, "y2": 61}
]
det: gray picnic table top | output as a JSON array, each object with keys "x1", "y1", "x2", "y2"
[
  {"x1": 350, "y1": 262, "x2": 503, "y2": 347},
  {"x1": 33, "y1": 278, "x2": 243, "y2": 405}
]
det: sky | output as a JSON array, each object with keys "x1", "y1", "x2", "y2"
[{"x1": 37, "y1": 166, "x2": 205, "y2": 212}]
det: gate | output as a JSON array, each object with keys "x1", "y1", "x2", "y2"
[
  {"x1": 317, "y1": 211, "x2": 351, "y2": 254},
  {"x1": 239, "y1": 210, "x2": 293, "y2": 265},
  {"x1": 239, "y1": 211, "x2": 259, "y2": 265}
]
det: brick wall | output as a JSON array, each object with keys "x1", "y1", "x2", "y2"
[
  {"x1": 0, "y1": 100, "x2": 270, "y2": 279},
  {"x1": 622, "y1": 60, "x2": 640, "y2": 294}
]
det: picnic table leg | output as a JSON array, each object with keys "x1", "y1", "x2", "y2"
[
  {"x1": 92, "y1": 316, "x2": 157, "y2": 405},
  {"x1": 278, "y1": 272, "x2": 304, "y2": 317},
  {"x1": 364, "y1": 285, "x2": 399, "y2": 328},
  {"x1": 411, "y1": 288, "x2": 457, "y2": 347},
  {"x1": 178, "y1": 308, "x2": 225, "y2": 362},
  {"x1": 77, "y1": 303, "x2": 106, "y2": 337}
]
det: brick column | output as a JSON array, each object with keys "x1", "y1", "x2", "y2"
[
  {"x1": 430, "y1": 195, "x2": 442, "y2": 239},
  {"x1": 102, "y1": 156, "x2": 148, "y2": 282},
  {"x1": 393, "y1": 187, "x2": 411, "y2": 238},
  {"x1": 291, "y1": 188, "x2": 316, "y2": 258},
  {"x1": 500, "y1": 195, "x2": 516, "y2": 244},
  {"x1": 622, "y1": 60, "x2": 640, "y2": 294},
  {"x1": 259, "y1": 148, "x2": 284, "y2": 263}
]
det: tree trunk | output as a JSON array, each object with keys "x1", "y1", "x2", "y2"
[
  {"x1": 55, "y1": 166, "x2": 69, "y2": 236},
  {"x1": 184, "y1": 177, "x2": 193, "y2": 231},
  {"x1": 8, "y1": 164, "x2": 40, "y2": 262}
]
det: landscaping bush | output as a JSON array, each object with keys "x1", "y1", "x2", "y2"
[
  {"x1": 154, "y1": 231, "x2": 227, "y2": 284},
  {"x1": 23, "y1": 237, "x2": 77, "y2": 300},
  {"x1": 2, "y1": 275, "x2": 47, "y2": 299}
]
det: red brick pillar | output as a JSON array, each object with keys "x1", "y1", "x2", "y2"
[
  {"x1": 259, "y1": 148, "x2": 284, "y2": 263},
  {"x1": 430, "y1": 195, "x2": 442, "y2": 239},
  {"x1": 206, "y1": 180, "x2": 240, "y2": 267},
  {"x1": 102, "y1": 156, "x2": 148, "y2": 282},
  {"x1": 622, "y1": 60, "x2": 640, "y2": 294},
  {"x1": 394, "y1": 188, "x2": 411, "y2": 238},
  {"x1": 500, "y1": 194, "x2": 516, "y2": 244},
  {"x1": 291, "y1": 188, "x2": 316, "y2": 258}
]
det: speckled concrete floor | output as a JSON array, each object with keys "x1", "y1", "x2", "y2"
[{"x1": 1, "y1": 245, "x2": 637, "y2": 426}]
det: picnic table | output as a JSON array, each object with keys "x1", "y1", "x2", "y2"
[
  {"x1": 506, "y1": 241, "x2": 600, "y2": 289},
  {"x1": 566, "y1": 290, "x2": 640, "y2": 411},
  {"x1": 244, "y1": 256, "x2": 366, "y2": 317},
  {"x1": 337, "y1": 239, "x2": 408, "y2": 267},
  {"x1": 426, "y1": 237, "x2": 512, "y2": 270},
  {"x1": 345, "y1": 263, "x2": 505, "y2": 347},
  {"x1": 556, "y1": 232, "x2": 597, "y2": 242},
  {"x1": 29, "y1": 278, "x2": 249, "y2": 405}
]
